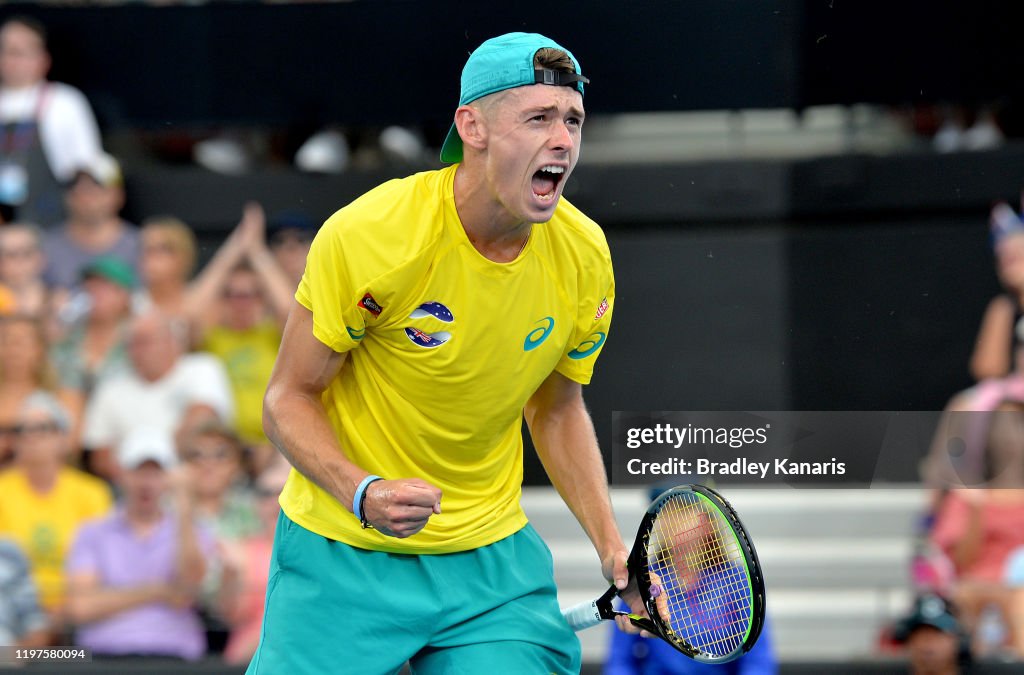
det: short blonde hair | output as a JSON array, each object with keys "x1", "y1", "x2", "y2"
[{"x1": 140, "y1": 215, "x2": 198, "y2": 277}]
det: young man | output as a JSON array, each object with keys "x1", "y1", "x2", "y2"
[
  {"x1": 65, "y1": 427, "x2": 213, "y2": 660},
  {"x1": 251, "y1": 32, "x2": 640, "y2": 674}
]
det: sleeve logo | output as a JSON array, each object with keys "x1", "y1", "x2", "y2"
[
  {"x1": 358, "y1": 293, "x2": 383, "y2": 317},
  {"x1": 594, "y1": 297, "x2": 609, "y2": 321},
  {"x1": 567, "y1": 331, "x2": 606, "y2": 360}
]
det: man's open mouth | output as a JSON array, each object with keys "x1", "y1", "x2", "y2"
[{"x1": 532, "y1": 165, "x2": 565, "y2": 201}]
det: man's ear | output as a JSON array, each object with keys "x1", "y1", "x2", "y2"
[{"x1": 454, "y1": 104, "x2": 488, "y2": 154}]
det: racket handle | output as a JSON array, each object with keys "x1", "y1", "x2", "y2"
[{"x1": 562, "y1": 599, "x2": 603, "y2": 632}]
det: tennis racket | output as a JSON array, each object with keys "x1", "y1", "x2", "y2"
[{"x1": 562, "y1": 484, "x2": 765, "y2": 664}]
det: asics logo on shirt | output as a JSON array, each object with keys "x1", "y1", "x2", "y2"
[
  {"x1": 568, "y1": 331, "x2": 606, "y2": 359},
  {"x1": 524, "y1": 317, "x2": 555, "y2": 351}
]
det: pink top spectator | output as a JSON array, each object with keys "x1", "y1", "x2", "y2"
[{"x1": 931, "y1": 491, "x2": 1024, "y2": 584}]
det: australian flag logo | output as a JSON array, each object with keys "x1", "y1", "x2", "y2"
[
  {"x1": 405, "y1": 327, "x2": 451, "y2": 348},
  {"x1": 404, "y1": 301, "x2": 454, "y2": 348},
  {"x1": 409, "y1": 301, "x2": 454, "y2": 323}
]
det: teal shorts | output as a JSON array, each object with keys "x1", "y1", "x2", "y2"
[{"x1": 246, "y1": 511, "x2": 581, "y2": 675}]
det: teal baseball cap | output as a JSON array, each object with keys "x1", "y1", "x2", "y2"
[
  {"x1": 439, "y1": 32, "x2": 588, "y2": 164},
  {"x1": 81, "y1": 255, "x2": 137, "y2": 289}
]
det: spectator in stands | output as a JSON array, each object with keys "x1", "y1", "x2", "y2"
[
  {"x1": 0, "y1": 223, "x2": 50, "y2": 318},
  {"x1": 968, "y1": 200, "x2": 1024, "y2": 380},
  {"x1": 218, "y1": 454, "x2": 290, "y2": 665},
  {"x1": 892, "y1": 594, "x2": 971, "y2": 675},
  {"x1": 924, "y1": 198, "x2": 1024, "y2": 487},
  {"x1": 65, "y1": 427, "x2": 212, "y2": 661},
  {"x1": 0, "y1": 392, "x2": 112, "y2": 637},
  {"x1": 81, "y1": 310, "x2": 232, "y2": 480},
  {"x1": 178, "y1": 419, "x2": 259, "y2": 541},
  {"x1": 930, "y1": 403, "x2": 1024, "y2": 656},
  {"x1": 0, "y1": 537, "x2": 50, "y2": 648},
  {"x1": 177, "y1": 418, "x2": 259, "y2": 655},
  {"x1": 49, "y1": 257, "x2": 135, "y2": 440},
  {"x1": 0, "y1": 315, "x2": 81, "y2": 468},
  {"x1": 605, "y1": 609, "x2": 777, "y2": 674},
  {"x1": 605, "y1": 484, "x2": 778, "y2": 674},
  {"x1": 43, "y1": 154, "x2": 138, "y2": 295},
  {"x1": 137, "y1": 215, "x2": 197, "y2": 340},
  {"x1": 267, "y1": 209, "x2": 316, "y2": 289},
  {"x1": 0, "y1": 16, "x2": 103, "y2": 227},
  {"x1": 186, "y1": 202, "x2": 290, "y2": 452}
]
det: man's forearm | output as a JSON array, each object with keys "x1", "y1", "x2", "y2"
[
  {"x1": 263, "y1": 385, "x2": 365, "y2": 510},
  {"x1": 528, "y1": 401, "x2": 625, "y2": 560},
  {"x1": 173, "y1": 500, "x2": 206, "y2": 588},
  {"x1": 66, "y1": 584, "x2": 166, "y2": 625}
]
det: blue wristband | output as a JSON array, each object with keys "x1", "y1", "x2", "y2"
[{"x1": 352, "y1": 474, "x2": 383, "y2": 522}]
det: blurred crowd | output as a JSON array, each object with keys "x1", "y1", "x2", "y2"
[
  {"x1": 864, "y1": 191, "x2": 1024, "y2": 674},
  {"x1": 0, "y1": 15, "x2": 310, "y2": 664}
]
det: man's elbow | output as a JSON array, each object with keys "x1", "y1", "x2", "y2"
[{"x1": 262, "y1": 381, "x2": 285, "y2": 439}]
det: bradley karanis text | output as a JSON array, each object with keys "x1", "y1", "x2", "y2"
[{"x1": 623, "y1": 422, "x2": 847, "y2": 478}]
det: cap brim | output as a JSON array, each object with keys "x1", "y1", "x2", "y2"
[{"x1": 439, "y1": 123, "x2": 462, "y2": 163}]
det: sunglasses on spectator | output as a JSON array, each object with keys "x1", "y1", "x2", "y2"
[
  {"x1": 182, "y1": 446, "x2": 235, "y2": 463},
  {"x1": 14, "y1": 422, "x2": 61, "y2": 436}
]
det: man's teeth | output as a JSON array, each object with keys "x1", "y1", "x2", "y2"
[{"x1": 539, "y1": 165, "x2": 564, "y2": 174}]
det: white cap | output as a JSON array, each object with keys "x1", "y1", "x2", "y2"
[
  {"x1": 73, "y1": 152, "x2": 123, "y2": 188},
  {"x1": 118, "y1": 427, "x2": 177, "y2": 470}
]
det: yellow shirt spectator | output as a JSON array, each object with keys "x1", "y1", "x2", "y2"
[
  {"x1": 0, "y1": 466, "x2": 112, "y2": 609},
  {"x1": 202, "y1": 320, "x2": 280, "y2": 445}
]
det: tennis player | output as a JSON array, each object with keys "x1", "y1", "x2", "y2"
[{"x1": 247, "y1": 32, "x2": 641, "y2": 674}]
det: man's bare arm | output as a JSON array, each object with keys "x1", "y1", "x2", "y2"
[
  {"x1": 525, "y1": 370, "x2": 644, "y2": 634},
  {"x1": 263, "y1": 301, "x2": 440, "y2": 536}
]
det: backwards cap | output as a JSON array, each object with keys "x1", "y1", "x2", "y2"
[{"x1": 439, "y1": 32, "x2": 588, "y2": 164}]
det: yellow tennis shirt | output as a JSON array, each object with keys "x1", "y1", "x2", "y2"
[
  {"x1": 281, "y1": 164, "x2": 614, "y2": 554},
  {"x1": 202, "y1": 320, "x2": 281, "y2": 445},
  {"x1": 0, "y1": 467, "x2": 113, "y2": 609}
]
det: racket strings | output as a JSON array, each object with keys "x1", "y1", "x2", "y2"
[{"x1": 647, "y1": 493, "x2": 752, "y2": 658}]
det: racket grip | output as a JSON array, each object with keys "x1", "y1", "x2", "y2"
[{"x1": 562, "y1": 599, "x2": 603, "y2": 632}]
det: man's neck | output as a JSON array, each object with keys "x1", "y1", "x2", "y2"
[
  {"x1": 65, "y1": 216, "x2": 123, "y2": 251},
  {"x1": 138, "y1": 361, "x2": 176, "y2": 384},
  {"x1": 23, "y1": 463, "x2": 59, "y2": 494},
  {"x1": 125, "y1": 506, "x2": 163, "y2": 532},
  {"x1": 1, "y1": 81, "x2": 42, "y2": 95},
  {"x1": 452, "y1": 164, "x2": 532, "y2": 263},
  {"x1": 147, "y1": 279, "x2": 183, "y2": 301}
]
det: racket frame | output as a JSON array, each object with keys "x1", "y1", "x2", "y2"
[{"x1": 595, "y1": 484, "x2": 766, "y2": 663}]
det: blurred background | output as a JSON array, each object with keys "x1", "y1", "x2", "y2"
[{"x1": 3, "y1": 1, "x2": 1024, "y2": 673}]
